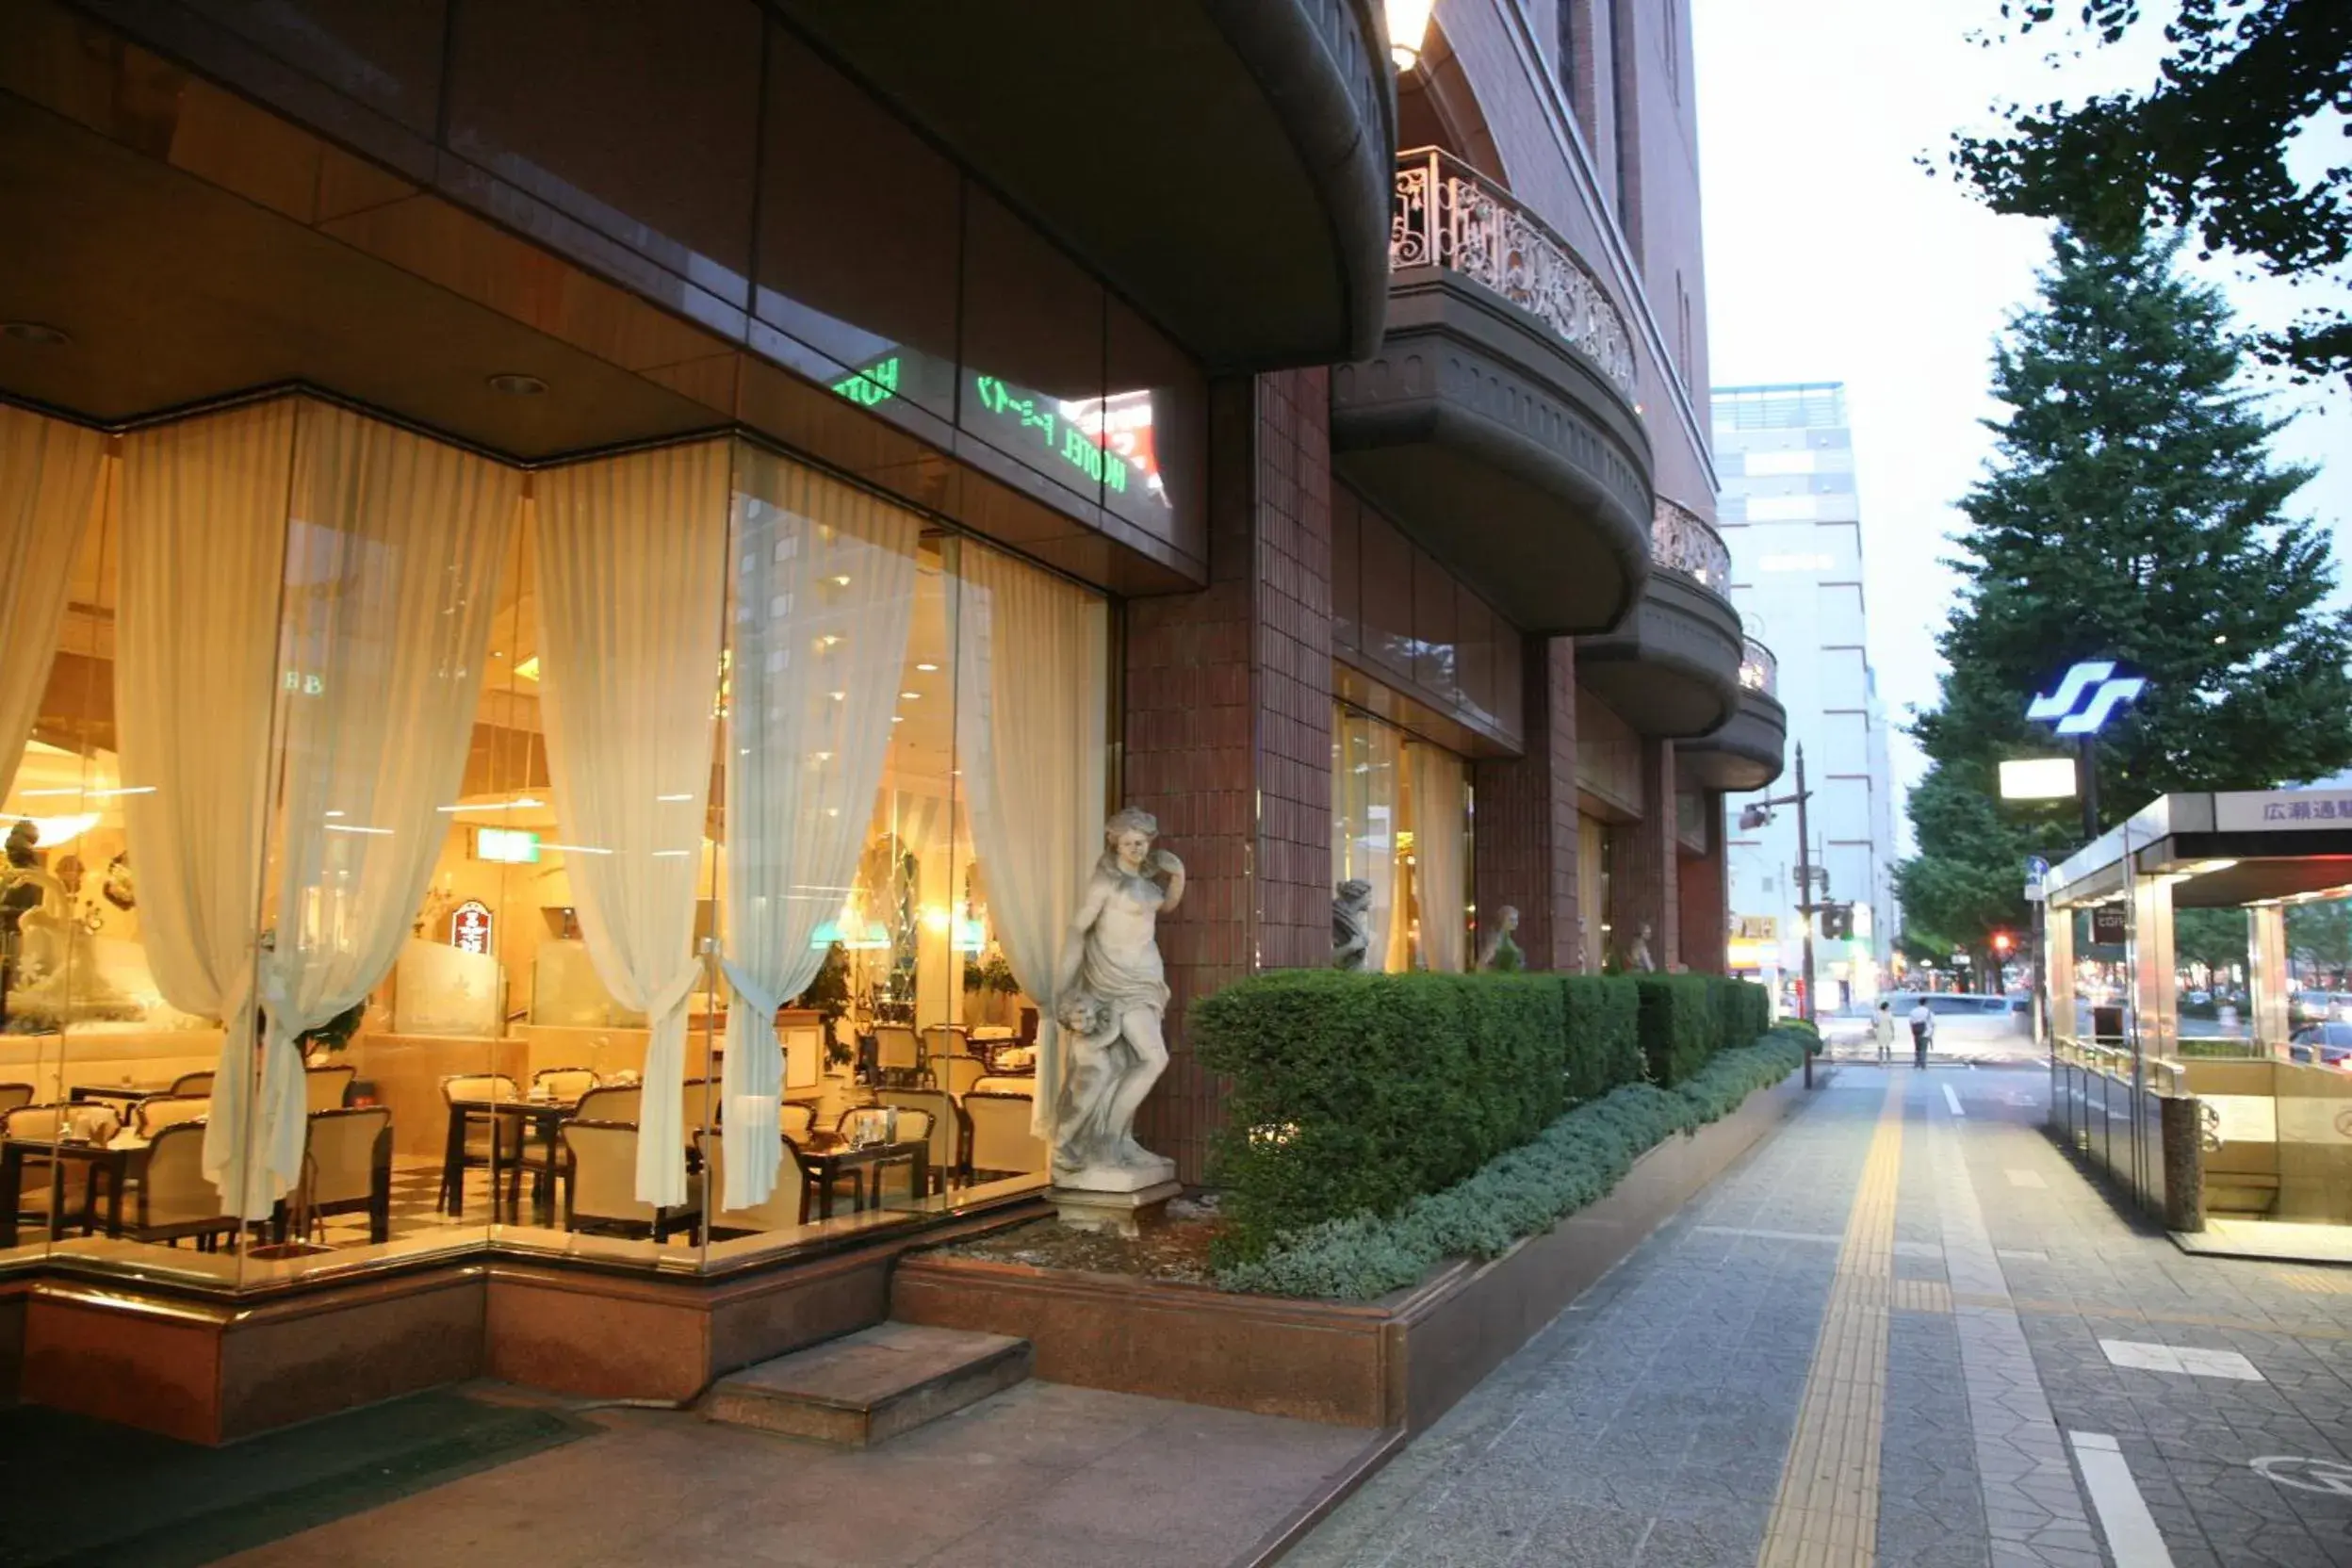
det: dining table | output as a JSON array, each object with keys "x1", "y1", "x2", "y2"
[
  {"x1": 440, "y1": 1093, "x2": 580, "y2": 1224},
  {"x1": 68, "y1": 1082, "x2": 175, "y2": 1110},
  {"x1": 0, "y1": 1135, "x2": 146, "y2": 1248},
  {"x1": 794, "y1": 1133, "x2": 929, "y2": 1219}
]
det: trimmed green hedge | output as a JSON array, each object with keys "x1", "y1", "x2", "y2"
[
  {"x1": 1213, "y1": 1033, "x2": 1807, "y2": 1299},
  {"x1": 1195, "y1": 970, "x2": 1768, "y2": 1263}
]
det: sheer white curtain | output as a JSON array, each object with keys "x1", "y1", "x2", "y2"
[
  {"x1": 718, "y1": 447, "x2": 916, "y2": 1209},
  {"x1": 118, "y1": 402, "x2": 297, "y2": 1217},
  {"x1": 0, "y1": 407, "x2": 105, "y2": 801},
  {"x1": 244, "y1": 404, "x2": 519, "y2": 1217},
  {"x1": 535, "y1": 442, "x2": 727, "y2": 1208},
  {"x1": 953, "y1": 543, "x2": 1107, "y2": 1137},
  {"x1": 1411, "y1": 743, "x2": 1468, "y2": 972}
]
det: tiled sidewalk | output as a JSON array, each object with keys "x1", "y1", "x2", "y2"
[{"x1": 1289, "y1": 1066, "x2": 2352, "y2": 1568}]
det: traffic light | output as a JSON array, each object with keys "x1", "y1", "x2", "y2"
[
  {"x1": 1820, "y1": 904, "x2": 1854, "y2": 941},
  {"x1": 1992, "y1": 931, "x2": 2015, "y2": 956}
]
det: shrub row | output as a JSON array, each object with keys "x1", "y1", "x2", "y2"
[
  {"x1": 1194, "y1": 970, "x2": 1772, "y2": 1262},
  {"x1": 1212, "y1": 1033, "x2": 1807, "y2": 1299},
  {"x1": 1634, "y1": 973, "x2": 1773, "y2": 1086}
]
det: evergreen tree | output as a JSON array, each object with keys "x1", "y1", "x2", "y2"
[{"x1": 1898, "y1": 229, "x2": 2352, "y2": 957}]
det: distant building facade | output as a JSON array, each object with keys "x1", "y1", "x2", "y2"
[{"x1": 1712, "y1": 384, "x2": 1897, "y2": 1005}]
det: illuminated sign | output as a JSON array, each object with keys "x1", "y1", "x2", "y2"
[
  {"x1": 2027, "y1": 661, "x2": 2146, "y2": 736},
  {"x1": 829, "y1": 353, "x2": 1159, "y2": 501},
  {"x1": 474, "y1": 827, "x2": 541, "y2": 864},
  {"x1": 450, "y1": 899, "x2": 494, "y2": 955},
  {"x1": 2000, "y1": 758, "x2": 2079, "y2": 800}
]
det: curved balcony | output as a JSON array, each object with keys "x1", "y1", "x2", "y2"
[
  {"x1": 773, "y1": 0, "x2": 1396, "y2": 370},
  {"x1": 1681, "y1": 638, "x2": 1790, "y2": 792},
  {"x1": 1330, "y1": 149, "x2": 1654, "y2": 637},
  {"x1": 1574, "y1": 499, "x2": 1744, "y2": 738}
]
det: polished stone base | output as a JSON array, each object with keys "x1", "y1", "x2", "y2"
[{"x1": 1051, "y1": 1180, "x2": 1182, "y2": 1237}]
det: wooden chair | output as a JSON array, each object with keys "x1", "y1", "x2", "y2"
[
  {"x1": 168, "y1": 1070, "x2": 214, "y2": 1097},
  {"x1": 122, "y1": 1123, "x2": 238, "y2": 1250},
  {"x1": 559, "y1": 1119, "x2": 700, "y2": 1241},
  {"x1": 302, "y1": 1107, "x2": 392, "y2": 1243},
  {"x1": 877, "y1": 1086, "x2": 962, "y2": 1183},
  {"x1": 962, "y1": 1091, "x2": 1049, "y2": 1178},
  {"x1": 3, "y1": 1102, "x2": 71, "y2": 1233},
  {"x1": 532, "y1": 1067, "x2": 598, "y2": 1101},
  {"x1": 573, "y1": 1085, "x2": 643, "y2": 1124},
  {"x1": 779, "y1": 1102, "x2": 815, "y2": 1142},
  {"x1": 971, "y1": 1075, "x2": 1035, "y2": 1097},
  {"x1": 303, "y1": 1063, "x2": 356, "y2": 1113},
  {"x1": 941, "y1": 1056, "x2": 989, "y2": 1099},
  {"x1": 0, "y1": 1083, "x2": 35, "y2": 1118},
  {"x1": 872, "y1": 1024, "x2": 921, "y2": 1086},
  {"x1": 696, "y1": 1130, "x2": 814, "y2": 1239},
  {"x1": 133, "y1": 1094, "x2": 211, "y2": 1141},
  {"x1": 438, "y1": 1073, "x2": 522, "y2": 1215}
]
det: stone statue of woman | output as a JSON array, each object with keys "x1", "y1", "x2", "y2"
[
  {"x1": 1051, "y1": 808, "x2": 1183, "y2": 1194},
  {"x1": 1331, "y1": 878, "x2": 1372, "y2": 971}
]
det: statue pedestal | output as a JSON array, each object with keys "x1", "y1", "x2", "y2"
[{"x1": 1050, "y1": 1179, "x2": 1181, "y2": 1239}]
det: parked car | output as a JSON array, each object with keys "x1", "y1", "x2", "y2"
[
  {"x1": 2291, "y1": 989, "x2": 2347, "y2": 1022},
  {"x1": 2288, "y1": 1022, "x2": 2352, "y2": 1070}
]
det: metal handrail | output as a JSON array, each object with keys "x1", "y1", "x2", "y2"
[
  {"x1": 1740, "y1": 638, "x2": 1777, "y2": 696},
  {"x1": 1653, "y1": 498, "x2": 1731, "y2": 593},
  {"x1": 1391, "y1": 147, "x2": 1640, "y2": 398}
]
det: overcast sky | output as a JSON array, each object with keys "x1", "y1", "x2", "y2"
[{"x1": 1690, "y1": 0, "x2": 2352, "y2": 856}]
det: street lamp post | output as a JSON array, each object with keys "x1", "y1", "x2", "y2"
[{"x1": 1741, "y1": 743, "x2": 1819, "y2": 1087}]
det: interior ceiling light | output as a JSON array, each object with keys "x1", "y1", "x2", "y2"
[
  {"x1": 487, "y1": 372, "x2": 548, "y2": 396},
  {"x1": 2, "y1": 321, "x2": 71, "y2": 347}
]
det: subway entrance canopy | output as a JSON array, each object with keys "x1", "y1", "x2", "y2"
[{"x1": 2040, "y1": 787, "x2": 2352, "y2": 1261}]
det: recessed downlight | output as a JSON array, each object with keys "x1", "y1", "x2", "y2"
[
  {"x1": 2, "y1": 322, "x2": 71, "y2": 347},
  {"x1": 487, "y1": 372, "x2": 548, "y2": 396}
]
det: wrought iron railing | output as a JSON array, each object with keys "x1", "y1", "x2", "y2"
[
  {"x1": 1391, "y1": 147, "x2": 1639, "y2": 398},
  {"x1": 1740, "y1": 637, "x2": 1777, "y2": 696},
  {"x1": 1652, "y1": 497, "x2": 1732, "y2": 593}
]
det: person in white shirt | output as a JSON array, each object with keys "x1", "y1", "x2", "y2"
[
  {"x1": 1907, "y1": 999, "x2": 1935, "y2": 1068},
  {"x1": 1872, "y1": 1000, "x2": 1897, "y2": 1066}
]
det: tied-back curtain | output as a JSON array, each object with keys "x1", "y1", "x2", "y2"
[
  {"x1": 718, "y1": 447, "x2": 916, "y2": 1209},
  {"x1": 535, "y1": 442, "x2": 728, "y2": 1208},
  {"x1": 952, "y1": 544, "x2": 1108, "y2": 1138},
  {"x1": 0, "y1": 407, "x2": 105, "y2": 802},
  {"x1": 1412, "y1": 743, "x2": 1468, "y2": 972},
  {"x1": 118, "y1": 403, "x2": 296, "y2": 1217},
  {"x1": 246, "y1": 404, "x2": 520, "y2": 1218}
]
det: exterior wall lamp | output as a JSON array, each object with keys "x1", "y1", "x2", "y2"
[{"x1": 1385, "y1": 0, "x2": 1435, "y2": 70}]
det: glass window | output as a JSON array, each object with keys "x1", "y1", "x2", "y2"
[
  {"x1": 1332, "y1": 704, "x2": 1471, "y2": 972},
  {"x1": 958, "y1": 188, "x2": 1106, "y2": 515}
]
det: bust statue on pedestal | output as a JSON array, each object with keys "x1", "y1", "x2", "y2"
[
  {"x1": 1331, "y1": 878, "x2": 1372, "y2": 971},
  {"x1": 1478, "y1": 905, "x2": 1523, "y2": 972},
  {"x1": 1047, "y1": 808, "x2": 1183, "y2": 1234}
]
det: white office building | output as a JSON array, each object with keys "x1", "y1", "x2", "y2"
[{"x1": 1712, "y1": 383, "x2": 1899, "y2": 1007}]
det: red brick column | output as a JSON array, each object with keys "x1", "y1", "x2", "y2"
[
  {"x1": 1678, "y1": 791, "x2": 1727, "y2": 973},
  {"x1": 1126, "y1": 369, "x2": 1333, "y2": 1183},
  {"x1": 1611, "y1": 737, "x2": 1680, "y2": 972},
  {"x1": 1471, "y1": 639, "x2": 1580, "y2": 971}
]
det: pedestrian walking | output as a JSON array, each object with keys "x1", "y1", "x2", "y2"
[
  {"x1": 1907, "y1": 997, "x2": 1935, "y2": 1068},
  {"x1": 1871, "y1": 1000, "x2": 1897, "y2": 1066}
]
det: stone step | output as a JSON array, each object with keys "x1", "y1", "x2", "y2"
[{"x1": 702, "y1": 1323, "x2": 1032, "y2": 1446}]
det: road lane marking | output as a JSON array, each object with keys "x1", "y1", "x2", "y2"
[
  {"x1": 1756, "y1": 1077, "x2": 1903, "y2": 1568},
  {"x1": 2070, "y1": 1432, "x2": 2177, "y2": 1568},
  {"x1": 2099, "y1": 1340, "x2": 2264, "y2": 1380},
  {"x1": 1942, "y1": 1084, "x2": 1965, "y2": 1116}
]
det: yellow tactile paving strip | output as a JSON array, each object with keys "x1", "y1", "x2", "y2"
[{"x1": 1756, "y1": 1078, "x2": 1904, "y2": 1568}]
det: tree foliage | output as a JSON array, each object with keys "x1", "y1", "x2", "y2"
[
  {"x1": 1947, "y1": 0, "x2": 2352, "y2": 382},
  {"x1": 2289, "y1": 900, "x2": 2352, "y2": 981},
  {"x1": 1898, "y1": 229, "x2": 2352, "y2": 956}
]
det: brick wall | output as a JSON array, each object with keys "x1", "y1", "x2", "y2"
[
  {"x1": 1677, "y1": 792, "x2": 1726, "y2": 973},
  {"x1": 1611, "y1": 736, "x2": 1680, "y2": 971},
  {"x1": 1471, "y1": 639, "x2": 1580, "y2": 971},
  {"x1": 1128, "y1": 370, "x2": 1333, "y2": 1184}
]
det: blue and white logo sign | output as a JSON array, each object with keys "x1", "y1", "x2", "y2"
[{"x1": 2027, "y1": 661, "x2": 2146, "y2": 736}]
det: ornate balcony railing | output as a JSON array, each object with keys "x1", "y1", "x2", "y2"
[
  {"x1": 1740, "y1": 638, "x2": 1778, "y2": 696},
  {"x1": 1652, "y1": 498, "x2": 1732, "y2": 593},
  {"x1": 1391, "y1": 147, "x2": 1640, "y2": 398}
]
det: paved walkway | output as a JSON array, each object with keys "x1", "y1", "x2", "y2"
[{"x1": 1288, "y1": 1064, "x2": 2352, "y2": 1568}]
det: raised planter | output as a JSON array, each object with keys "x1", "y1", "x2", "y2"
[{"x1": 891, "y1": 1067, "x2": 1808, "y2": 1430}]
